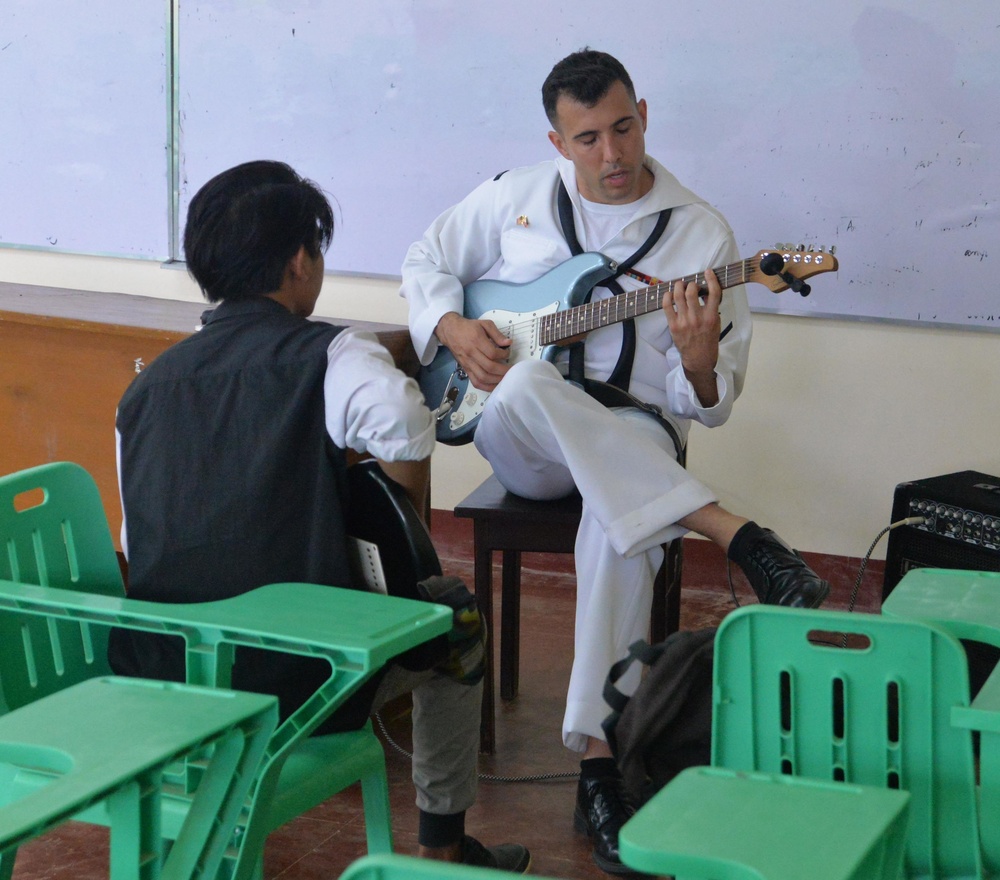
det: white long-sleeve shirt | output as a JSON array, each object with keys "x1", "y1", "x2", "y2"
[{"x1": 400, "y1": 154, "x2": 753, "y2": 441}]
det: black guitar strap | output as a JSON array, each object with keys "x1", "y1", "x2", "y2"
[{"x1": 557, "y1": 181, "x2": 671, "y2": 389}]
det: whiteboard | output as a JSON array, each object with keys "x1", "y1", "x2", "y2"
[
  {"x1": 4, "y1": 1, "x2": 998, "y2": 328},
  {"x1": 178, "y1": 0, "x2": 1000, "y2": 328},
  {"x1": 0, "y1": 2, "x2": 170, "y2": 258}
]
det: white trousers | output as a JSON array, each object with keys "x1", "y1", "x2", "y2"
[{"x1": 475, "y1": 360, "x2": 717, "y2": 752}]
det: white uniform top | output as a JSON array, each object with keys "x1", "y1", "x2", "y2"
[{"x1": 401, "y1": 154, "x2": 753, "y2": 444}]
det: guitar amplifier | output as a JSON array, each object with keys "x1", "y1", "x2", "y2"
[{"x1": 883, "y1": 470, "x2": 1000, "y2": 693}]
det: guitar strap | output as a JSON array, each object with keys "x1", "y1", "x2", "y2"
[{"x1": 557, "y1": 180, "x2": 671, "y2": 390}]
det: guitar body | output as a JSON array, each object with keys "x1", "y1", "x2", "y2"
[{"x1": 420, "y1": 252, "x2": 618, "y2": 444}]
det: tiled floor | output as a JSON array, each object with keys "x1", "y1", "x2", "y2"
[{"x1": 9, "y1": 515, "x2": 883, "y2": 880}]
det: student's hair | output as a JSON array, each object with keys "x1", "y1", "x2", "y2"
[
  {"x1": 183, "y1": 160, "x2": 334, "y2": 303},
  {"x1": 541, "y1": 48, "x2": 637, "y2": 127}
]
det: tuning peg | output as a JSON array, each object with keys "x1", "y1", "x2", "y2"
[{"x1": 829, "y1": 245, "x2": 837, "y2": 255}]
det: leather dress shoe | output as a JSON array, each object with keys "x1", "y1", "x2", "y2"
[
  {"x1": 731, "y1": 526, "x2": 829, "y2": 608},
  {"x1": 574, "y1": 773, "x2": 638, "y2": 875}
]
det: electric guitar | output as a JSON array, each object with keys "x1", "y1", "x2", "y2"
[{"x1": 420, "y1": 244, "x2": 838, "y2": 444}]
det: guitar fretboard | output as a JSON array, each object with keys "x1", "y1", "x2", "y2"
[{"x1": 537, "y1": 256, "x2": 758, "y2": 346}]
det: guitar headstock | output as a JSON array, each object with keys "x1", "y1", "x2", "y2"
[{"x1": 750, "y1": 243, "x2": 839, "y2": 294}]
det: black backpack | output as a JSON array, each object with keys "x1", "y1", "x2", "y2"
[{"x1": 601, "y1": 628, "x2": 716, "y2": 804}]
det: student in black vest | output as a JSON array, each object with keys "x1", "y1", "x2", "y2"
[
  {"x1": 402, "y1": 49, "x2": 828, "y2": 874},
  {"x1": 110, "y1": 160, "x2": 529, "y2": 873}
]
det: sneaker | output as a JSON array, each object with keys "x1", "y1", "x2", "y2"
[
  {"x1": 460, "y1": 834, "x2": 531, "y2": 874},
  {"x1": 728, "y1": 522, "x2": 829, "y2": 608},
  {"x1": 574, "y1": 773, "x2": 638, "y2": 875}
]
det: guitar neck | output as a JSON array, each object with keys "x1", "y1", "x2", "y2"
[{"x1": 538, "y1": 257, "x2": 752, "y2": 347}]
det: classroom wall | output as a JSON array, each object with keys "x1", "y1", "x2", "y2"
[{"x1": 2, "y1": 246, "x2": 998, "y2": 560}]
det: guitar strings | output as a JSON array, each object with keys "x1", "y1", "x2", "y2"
[{"x1": 534, "y1": 256, "x2": 762, "y2": 347}]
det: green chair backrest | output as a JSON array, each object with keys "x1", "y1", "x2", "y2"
[
  {"x1": 713, "y1": 605, "x2": 982, "y2": 879},
  {"x1": 0, "y1": 462, "x2": 124, "y2": 712},
  {"x1": 339, "y1": 853, "x2": 563, "y2": 880}
]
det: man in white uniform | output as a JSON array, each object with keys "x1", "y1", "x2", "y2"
[{"x1": 401, "y1": 50, "x2": 828, "y2": 874}]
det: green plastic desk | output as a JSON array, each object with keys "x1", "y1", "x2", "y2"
[
  {"x1": 0, "y1": 578, "x2": 452, "y2": 877},
  {"x1": 0, "y1": 579, "x2": 451, "y2": 745},
  {"x1": 881, "y1": 568, "x2": 1000, "y2": 648},
  {"x1": 0, "y1": 676, "x2": 277, "y2": 880},
  {"x1": 619, "y1": 766, "x2": 911, "y2": 880}
]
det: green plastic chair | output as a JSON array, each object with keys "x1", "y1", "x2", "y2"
[
  {"x1": 619, "y1": 765, "x2": 910, "y2": 880},
  {"x1": 0, "y1": 460, "x2": 124, "y2": 715},
  {"x1": 0, "y1": 461, "x2": 453, "y2": 880},
  {"x1": 0, "y1": 677, "x2": 276, "y2": 880},
  {"x1": 339, "y1": 853, "x2": 562, "y2": 880},
  {"x1": 700, "y1": 605, "x2": 1000, "y2": 879},
  {"x1": 882, "y1": 566, "x2": 1000, "y2": 873},
  {"x1": 882, "y1": 567, "x2": 1000, "y2": 649}
]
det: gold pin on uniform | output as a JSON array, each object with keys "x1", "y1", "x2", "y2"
[{"x1": 517, "y1": 215, "x2": 530, "y2": 227}]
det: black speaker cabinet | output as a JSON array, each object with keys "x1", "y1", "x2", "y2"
[{"x1": 884, "y1": 470, "x2": 1000, "y2": 693}]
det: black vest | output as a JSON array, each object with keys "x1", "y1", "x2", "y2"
[{"x1": 110, "y1": 297, "x2": 374, "y2": 729}]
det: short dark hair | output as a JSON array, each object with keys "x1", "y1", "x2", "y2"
[
  {"x1": 541, "y1": 48, "x2": 637, "y2": 127},
  {"x1": 183, "y1": 160, "x2": 334, "y2": 303}
]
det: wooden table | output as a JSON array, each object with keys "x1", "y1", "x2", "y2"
[{"x1": 0, "y1": 282, "x2": 416, "y2": 547}]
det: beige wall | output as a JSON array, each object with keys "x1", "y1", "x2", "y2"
[{"x1": 3, "y1": 247, "x2": 998, "y2": 559}]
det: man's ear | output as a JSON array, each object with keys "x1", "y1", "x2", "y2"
[
  {"x1": 548, "y1": 129, "x2": 570, "y2": 160},
  {"x1": 286, "y1": 245, "x2": 310, "y2": 281}
]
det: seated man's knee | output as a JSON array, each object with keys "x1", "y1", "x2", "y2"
[{"x1": 491, "y1": 359, "x2": 560, "y2": 404}]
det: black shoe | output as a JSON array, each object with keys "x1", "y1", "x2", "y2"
[
  {"x1": 574, "y1": 773, "x2": 638, "y2": 875},
  {"x1": 728, "y1": 522, "x2": 829, "y2": 608},
  {"x1": 460, "y1": 835, "x2": 531, "y2": 874}
]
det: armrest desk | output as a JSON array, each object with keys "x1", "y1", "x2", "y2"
[
  {"x1": 881, "y1": 568, "x2": 1000, "y2": 648},
  {"x1": 0, "y1": 578, "x2": 450, "y2": 750}
]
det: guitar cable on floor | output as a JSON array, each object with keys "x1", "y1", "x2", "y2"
[{"x1": 373, "y1": 711, "x2": 579, "y2": 783}]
